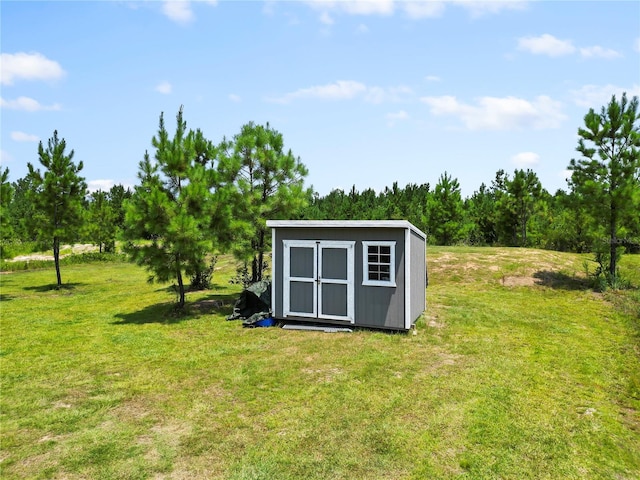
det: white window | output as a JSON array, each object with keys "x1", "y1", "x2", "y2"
[{"x1": 362, "y1": 241, "x2": 396, "y2": 287}]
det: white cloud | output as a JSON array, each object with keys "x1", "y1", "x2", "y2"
[
  {"x1": 88, "y1": 179, "x2": 115, "y2": 193},
  {"x1": 305, "y1": 0, "x2": 526, "y2": 19},
  {"x1": 0, "y1": 96, "x2": 61, "y2": 112},
  {"x1": 304, "y1": 0, "x2": 394, "y2": 18},
  {"x1": 421, "y1": 94, "x2": 566, "y2": 130},
  {"x1": 511, "y1": 151, "x2": 540, "y2": 167},
  {"x1": 454, "y1": 0, "x2": 528, "y2": 17},
  {"x1": 267, "y1": 80, "x2": 412, "y2": 104},
  {"x1": 165, "y1": 0, "x2": 217, "y2": 23},
  {"x1": 10, "y1": 131, "x2": 39, "y2": 142},
  {"x1": 155, "y1": 81, "x2": 172, "y2": 94},
  {"x1": 228, "y1": 93, "x2": 241, "y2": 102},
  {"x1": 162, "y1": 0, "x2": 194, "y2": 24},
  {"x1": 425, "y1": 75, "x2": 441, "y2": 82},
  {"x1": 579, "y1": 45, "x2": 622, "y2": 59},
  {"x1": 1, "y1": 52, "x2": 65, "y2": 86},
  {"x1": 319, "y1": 11, "x2": 334, "y2": 24},
  {"x1": 569, "y1": 84, "x2": 640, "y2": 108},
  {"x1": 386, "y1": 110, "x2": 409, "y2": 126},
  {"x1": 365, "y1": 85, "x2": 412, "y2": 104},
  {"x1": 267, "y1": 80, "x2": 367, "y2": 103},
  {"x1": 356, "y1": 23, "x2": 369, "y2": 33},
  {"x1": 518, "y1": 34, "x2": 622, "y2": 60},
  {"x1": 517, "y1": 34, "x2": 575, "y2": 57},
  {"x1": 402, "y1": 1, "x2": 445, "y2": 19},
  {"x1": 339, "y1": 0, "x2": 395, "y2": 16}
]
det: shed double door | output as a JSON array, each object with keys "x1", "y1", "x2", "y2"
[{"x1": 283, "y1": 240, "x2": 355, "y2": 323}]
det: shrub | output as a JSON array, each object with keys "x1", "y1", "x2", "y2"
[{"x1": 189, "y1": 255, "x2": 217, "y2": 291}]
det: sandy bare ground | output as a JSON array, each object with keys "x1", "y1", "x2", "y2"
[{"x1": 8, "y1": 244, "x2": 99, "y2": 262}]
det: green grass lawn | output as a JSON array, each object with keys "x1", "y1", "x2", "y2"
[{"x1": 1, "y1": 248, "x2": 639, "y2": 479}]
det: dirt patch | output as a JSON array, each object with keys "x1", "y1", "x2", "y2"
[
  {"x1": 10, "y1": 253, "x2": 57, "y2": 262},
  {"x1": 8, "y1": 244, "x2": 98, "y2": 262},
  {"x1": 501, "y1": 276, "x2": 537, "y2": 287},
  {"x1": 38, "y1": 434, "x2": 67, "y2": 444},
  {"x1": 302, "y1": 367, "x2": 343, "y2": 383},
  {"x1": 417, "y1": 352, "x2": 462, "y2": 377},
  {"x1": 426, "y1": 315, "x2": 445, "y2": 328}
]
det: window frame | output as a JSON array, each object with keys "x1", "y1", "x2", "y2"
[{"x1": 362, "y1": 241, "x2": 396, "y2": 287}]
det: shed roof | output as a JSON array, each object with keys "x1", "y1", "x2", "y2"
[{"x1": 266, "y1": 220, "x2": 427, "y2": 241}]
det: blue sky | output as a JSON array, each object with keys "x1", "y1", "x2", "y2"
[{"x1": 1, "y1": 0, "x2": 639, "y2": 198}]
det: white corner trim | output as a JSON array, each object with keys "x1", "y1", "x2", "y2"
[
  {"x1": 404, "y1": 228, "x2": 411, "y2": 330},
  {"x1": 271, "y1": 227, "x2": 276, "y2": 316}
]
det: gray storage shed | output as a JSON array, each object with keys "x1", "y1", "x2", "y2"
[{"x1": 266, "y1": 220, "x2": 427, "y2": 331}]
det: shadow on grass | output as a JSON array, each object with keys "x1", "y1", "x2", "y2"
[
  {"x1": 112, "y1": 293, "x2": 239, "y2": 325},
  {"x1": 0, "y1": 293, "x2": 14, "y2": 301},
  {"x1": 533, "y1": 271, "x2": 592, "y2": 291},
  {"x1": 22, "y1": 283, "x2": 86, "y2": 293},
  {"x1": 154, "y1": 283, "x2": 235, "y2": 294},
  {"x1": 190, "y1": 293, "x2": 238, "y2": 317},
  {"x1": 113, "y1": 302, "x2": 184, "y2": 325}
]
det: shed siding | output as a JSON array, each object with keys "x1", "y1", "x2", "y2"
[
  {"x1": 272, "y1": 227, "x2": 407, "y2": 329},
  {"x1": 409, "y1": 229, "x2": 427, "y2": 324}
]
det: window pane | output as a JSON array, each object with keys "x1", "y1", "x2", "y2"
[
  {"x1": 364, "y1": 242, "x2": 394, "y2": 284},
  {"x1": 290, "y1": 247, "x2": 314, "y2": 278}
]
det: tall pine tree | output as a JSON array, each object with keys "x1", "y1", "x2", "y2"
[
  {"x1": 124, "y1": 107, "x2": 227, "y2": 308},
  {"x1": 427, "y1": 172, "x2": 464, "y2": 245},
  {"x1": 220, "y1": 122, "x2": 310, "y2": 283},
  {"x1": 86, "y1": 190, "x2": 117, "y2": 253},
  {"x1": 27, "y1": 131, "x2": 87, "y2": 287},
  {"x1": 568, "y1": 93, "x2": 640, "y2": 283}
]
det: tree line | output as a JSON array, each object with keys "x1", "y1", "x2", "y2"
[
  {"x1": 303, "y1": 94, "x2": 639, "y2": 286},
  {"x1": 1, "y1": 94, "x2": 638, "y2": 302}
]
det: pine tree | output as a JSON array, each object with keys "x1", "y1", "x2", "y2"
[
  {"x1": 568, "y1": 93, "x2": 640, "y2": 284},
  {"x1": 427, "y1": 172, "x2": 464, "y2": 245},
  {"x1": 493, "y1": 169, "x2": 543, "y2": 246},
  {"x1": 221, "y1": 122, "x2": 310, "y2": 283},
  {"x1": 86, "y1": 190, "x2": 117, "y2": 253},
  {"x1": 465, "y1": 183, "x2": 497, "y2": 245},
  {"x1": 123, "y1": 107, "x2": 226, "y2": 308},
  {"x1": 0, "y1": 168, "x2": 14, "y2": 257},
  {"x1": 27, "y1": 131, "x2": 87, "y2": 287},
  {"x1": 507, "y1": 169, "x2": 543, "y2": 247}
]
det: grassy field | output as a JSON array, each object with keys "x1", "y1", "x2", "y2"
[{"x1": 1, "y1": 248, "x2": 639, "y2": 479}]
